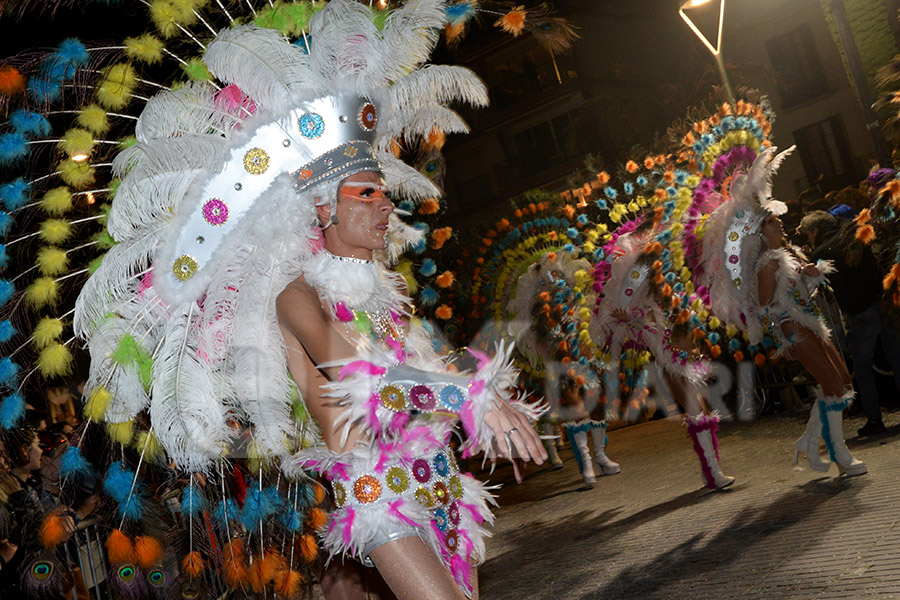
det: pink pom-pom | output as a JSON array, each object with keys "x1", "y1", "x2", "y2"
[
  {"x1": 309, "y1": 226, "x2": 325, "y2": 253},
  {"x1": 214, "y1": 84, "x2": 257, "y2": 114},
  {"x1": 334, "y1": 302, "x2": 354, "y2": 322}
]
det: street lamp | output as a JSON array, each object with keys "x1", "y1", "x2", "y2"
[{"x1": 678, "y1": 0, "x2": 736, "y2": 105}]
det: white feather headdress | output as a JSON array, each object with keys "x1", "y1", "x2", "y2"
[{"x1": 74, "y1": 0, "x2": 488, "y2": 472}]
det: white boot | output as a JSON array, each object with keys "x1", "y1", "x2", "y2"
[
  {"x1": 686, "y1": 414, "x2": 734, "y2": 490},
  {"x1": 589, "y1": 421, "x2": 621, "y2": 475},
  {"x1": 572, "y1": 429, "x2": 596, "y2": 486},
  {"x1": 793, "y1": 400, "x2": 830, "y2": 472},
  {"x1": 542, "y1": 422, "x2": 564, "y2": 470},
  {"x1": 819, "y1": 390, "x2": 867, "y2": 476}
]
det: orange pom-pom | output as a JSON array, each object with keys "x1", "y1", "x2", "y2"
[
  {"x1": 249, "y1": 550, "x2": 287, "y2": 593},
  {"x1": 106, "y1": 529, "x2": 136, "y2": 564},
  {"x1": 182, "y1": 551, "x2": 206, "y2": 578},
  {"x1": 275, "y1": 570, "x2": 304, "y2": 599},
  {"x1": 300, "y1": 534, "x2": 318, "y2": 563},
  {"x1": 418, "y1": 197, "x2": 440, "y2": 215},
  {"x1": 0, "y1": 65, "x2": 25, "y2": 95},
  {"x1": 495, "y1": 6, "x2": 526, "y2": 36},
  {"x1": 307, "y1": 507, "x2": 327, "y2": 531},
  {"x1": 40, "y1": 511, "x2": 71, "y2": 548},
  {"x1": 574, "y1": 375, "x2": 585, "y2": 386},
  {"x1": 884, "y1": 264, "x2": 900, "y2": 290},
  {"x1": 754, "y1": 353, "x2": 766, "y2": 367},
  {"x1": 426, "y1": 128, "x2": 446, "y2": 151},
  {"x1": 223, "y1": 539, "x2": 250, "y2": 587},
  {"x1": 547, "y1": 231, "x2": 558, "y2": 241},
  {"x1": 436, "y1": 271, "x2": 455, "y2": 288},
  {"x1": 709, "y1": 345, "x2": 722, "y2": 359},
  {"x1": 313, "y1": 483, "x2": 326, "y2": 505},
  {"x1": 597, "y1": 171, "x2": 610, "y2": 184},
  {"x1": 856, "y1": 224, "x2": 875, "y2": 244},
  {"x1": 134, "y1": 536, "x2": 163, "y2": 569},
  {"x1": 625, "y1": 160, "x2": 639, "y2": 173},
  {"x1": 539, "y1": 291, "x2": 550, "y2": 302},
  {"x1": 662, "y1": 284, "x2": 673, "y2": 298},
  {"x1": 733, "y1": 351, "x2": 744, "y2": 362},
  {"x1": 435, "y1": 304, "x2": 453, "y2": 320}
]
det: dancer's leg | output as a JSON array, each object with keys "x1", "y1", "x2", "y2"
[
  {"x1": 589, "y1": 422, "x2": 621, "y2": 475},
  {"x1": 369, "y1": 537, "x2": 467, "y2": 600},
  {"x1": 685, "y1": 413, "x2": 735, "y2": 489}
]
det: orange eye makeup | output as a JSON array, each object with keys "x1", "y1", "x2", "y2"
[{"x1": 341, "y1": 182, "x2": 392, "y2": 204}]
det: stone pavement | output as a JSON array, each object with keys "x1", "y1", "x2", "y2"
[{"x1": 475, "y1": 410, "x2": 900, "y2": 600}]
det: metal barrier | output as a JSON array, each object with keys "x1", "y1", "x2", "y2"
[{"x1": 62, "y1": 517, "x2": 110, "y2": 600}]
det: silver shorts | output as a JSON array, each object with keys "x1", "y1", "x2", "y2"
[{"x1": 360, "y1": 525, "x2": 420, "y2": 567}]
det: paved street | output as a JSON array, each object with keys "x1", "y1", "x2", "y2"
[{"x1": 476, "y1": 410, "x2": 900, "y2": 599}]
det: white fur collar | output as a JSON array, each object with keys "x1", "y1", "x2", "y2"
[{"x1": 303, "y1": 250, "x2": 409, "y2": 316}]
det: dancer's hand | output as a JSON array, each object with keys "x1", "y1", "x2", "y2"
[
  {"x1": 801, "y1": 263, "x2": 820, "y2": 277},
  {"x1": 482, "y1": 402, "x2": 547, "y2": 482}
]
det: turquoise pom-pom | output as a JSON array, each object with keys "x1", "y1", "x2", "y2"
[
  {"x1": 0, "y1": 178, "x2": 30, "y2": 211},
  {"x1": 0, "y1": 280, "x2": 13, "y2": 307},
  {"x1": 10, "y1": 110, "x2": 51, "y2": 138},
  {"x1": 0, "y1": 392, "x2": 25, "y2": 429},
  {"x1": 181, "y1": 486, "x2": 208, "y2": 517},
  {"x1": 419, "y1": 259, "x2": 437, "y2": 277},
  {"x1": 0, "y1": 358, "x2": 19, "y2": 386},
  {"x1": 0, "y1": 133, "x2": 28, "y2": 165},
  {"x1": 60, "y1": 446, "x2": 92, "y2": 478},
  {"x1": 0, "y1": 320, "x2": 14, "y2": 343}
]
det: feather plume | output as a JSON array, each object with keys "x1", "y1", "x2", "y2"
[{"x1": 204, "y1": 26, "x2": 311, "y2": 112}]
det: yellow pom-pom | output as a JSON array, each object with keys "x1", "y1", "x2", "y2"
[
  {"x1": 124, "y1": 34, "x2": 164, "y2": 64},
  {"x1": 151, "y1": 0, "x2": 198, "y2": 38},
  {"x1": 33, "y1": 317, "x2": 64, "y2": 349},
  {"x1": 58, "y1": 159, "x2": 95, "y2": 189},
  {"x1": 59, "y1": 128, "x2": 94, "y2": 158},
  {"x1": 76, "y1": 105, "x2": 110, "y2": 134},
  {"x1": 107, "y1": 421, "x2": 134, "y2": 445},
  {"x1": 39, "y1": 219, "x2": 73, "y2": 244},
  {"x1": 725, "y1": 324, "x2": 738, "y2": 338},
  {"x1": 84, "y1": 386, "x2": 112, "y2": 420},
  {"x1": 25, "y1": 277, "x2": 60, "y2": 308},
  {"x1": 97, "y1": 63, "x2": 137, "y2": 110},
  {"x1": 709, "y1": 316, "x2": 721, "y2": 330},
  {"x1": 133, "y1": 430, "x2": 163, "y2": 461},
  {"x1": 37, "y1": 342, "x2": 73, "y2": 377},
  {"x1": 36, "y1": 246, "x2": 69, "y2": 276},
  {"x1": 41, "y1": 187, "x2": 73, "y2": 215}
]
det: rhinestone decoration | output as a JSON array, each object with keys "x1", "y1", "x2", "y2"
[
  {"x1": 409, "y1": 385, "x2": 437, "y2": 411},
  {"x1": 448, "y1": 475, "x2": 464, "y2": 499},
  {"x1": 353, "y1": 475, "x2": 382, "y2": 504},
  {"x1": 433, "y1": 453, "x2": 449, "y2": 477},
  {"x1": 172, "y1": 255, "x2": 199, "y2": 281},
  {"x1": 386, "y1": 466, "x2": 409, "y2": 493},
  {"x1": 624, "y1": 288, "x2": 634, "y2": 297},
  {"x1": 445, "y1": 530, "x2": 459, "y2": 554},
  {"x1": 415, "y1": 486, "x2": 435, "y2": 507},
  {"x1": 412, "y1": 459, "x2": 431, "y2": 483},
  {"x1": 196, "y1": 236, "x2": 205, "y2": 244},
  {"x1": 323, "y1": 157, "x2": 333, "y2": 167},
  {"x1": 380, "y1": 385, "x2": 406, "y2": 411},
  {"x1": 433, "y1": 481, "x2": 450, "y2": 505},
  {"x1": 202, "y1": 198, "x2": 229, "y2": 226},
  {"x1": 448, "y1": 501, "x2": 460, "y2": 526},
  {"x1": 344, "y1": 145, "x2": 358, "y2": 157},
  {"x1": 728, "y1": 254, "x2": 739, "y2": 264},
  {"x1": 299, "y1": 169, "x2": 313, "y2": 180},
  {"x1": 735, "y1": 210, "x2": 745, "y2": 218},
  {"x1": 733, "y1": 277, "x2": 742, "y2": 288},
  {"x1": 358, "y1": 103, "x2": 377, "y2": 131},
  {"x1": 631, "y1": 308, "x2": 645, "y2": 319},
  {"x1": 243, "y1": 147, "x2": 270, "y2": 174},
  {"x1": 234, "y1": 182, "x2": 242, "y2": 190},
  {"x1": 333, "y1": 482, "x2": 347, "y2": 507},
  {"x1": 298, "y1": 113, "x2": 325, "y2": 138},
  {"x1": 339, "y1": 115, "x2": 348, "y2": 123},
  {"x1": 283, "y1": 139, "x2": 291, "y2": 147},
  {"x1": 433, "y1": 507, "x2": 448, "y2": 532},
  {"x1": 630, "y1": 270, "x2": 641, "y2": 279},
  {"x1": 440, "y1": 385, "x2": 465, "y2": 411},
  {"x1": 728, "y1": 231, "x2": 740, "y2": 242}
]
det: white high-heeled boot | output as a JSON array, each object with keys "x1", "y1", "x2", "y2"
[
  {"x1": 589, "y1": 421, "x2": 621, "y2": 475},
  {"x1": 686, "y1": 413, "x2": 735, "y2": 489},
  {"x1": 565, "y1": 425, "x2": 596, "y2": 486},
  {"x1": 542, "y1": 422, "x2": 564, "y2": 470},
  {"x1": 819, "y1": 389, "x2": 867, "y2": 476},
  {"x1": 793, "y1": 398, "x2": 830, "y2": 472}
]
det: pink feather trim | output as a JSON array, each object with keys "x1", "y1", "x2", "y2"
[
  {"x1": 389, "y1": 412, "x2": 410, "y2": 434},
  {"x1": 459, "y1": 402, "x2": 476, "y2": 439},
  {"x1": 387, "y1": 500, "x2": 421, "y2": 528},
  {"x1": 338, "y1": 360, "x2": 386, "y2": 380},
  {"x1": 459, "y1": 501, "x2": 485, "y2": 525},
  {"x1": 366, "y1": 393, "x2": 381, "y2": 431},
  {"x1": 467, "y1": 347, "x2": 490, "y2": 369},
  {"x1": 334, "y1": 302, "x2": 354, "y2": 322},
  {"x1": 341, "y1": 508, "x2": 355, "y2": 548},
  {"x1": 331, "y1": 462, "x2": 350, "y2": 481}
]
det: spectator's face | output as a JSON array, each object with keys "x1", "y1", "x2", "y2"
[{"x1": 21, "y1": 434, "x2": 42, "y2": 471}]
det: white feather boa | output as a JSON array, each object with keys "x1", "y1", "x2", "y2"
[{"x1": 756, "y1": 247, "x2": 831, "y2": 343}]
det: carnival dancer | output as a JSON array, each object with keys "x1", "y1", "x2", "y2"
[
  {"x1": 557, "y1": 378, "x2": 620, "y2": 488},
  {"x1": 591, "y1": 225, "x2": 735, "y2": 490},
  {"x1": 700, "y1": 146, "x2": 866, "y2": 476},
  {"x1": 62, "y1": 1, "x2": 546, "y2": 598}
]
